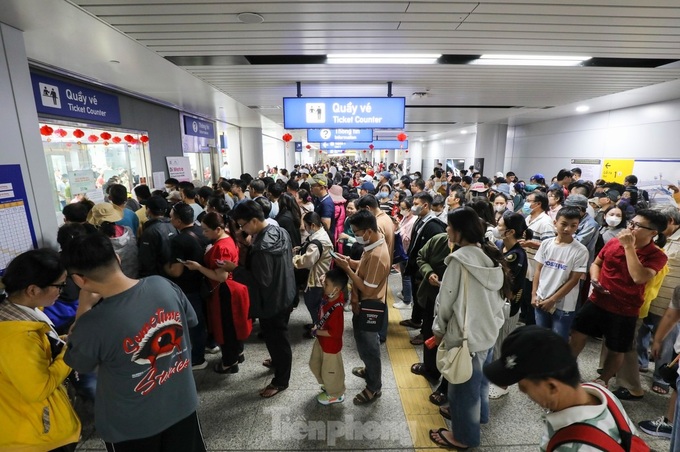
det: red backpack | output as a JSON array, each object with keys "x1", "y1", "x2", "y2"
[{"x1": 547, "y1": 383, "x2": 650, "y2": 452}]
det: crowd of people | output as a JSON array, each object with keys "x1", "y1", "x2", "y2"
[{"x1": 2, "y1": 159, "x2": 680, "y2": 451}]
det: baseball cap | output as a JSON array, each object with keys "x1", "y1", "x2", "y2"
[
  {"x1": 87, "y1": 202, "x2": 123, "y2": 226},
  {"x1": 362, "y1": 175, "x2": 374, "y2": 183},
  {"x1": 380, "y1": 171, "x2": 392, "y2": 180},
  {"x1": 145, "y1": 195, "x2": 168, "y2": 215},
  {"x1": 605, "y1": 190, "x2": 621, "y2": 201},
  {"x1": 483, "y1": 325, "x2": 576, "y2": 387},
  {"x1": 299, "y1": 168, "x2": 310, "y2": 175},
  {"x1": 495, "y1": 183, "x2": 511, "y2": 196},
  {"x1": 310, "y1": 174, "x2": 327, "y2": 187},
  {"x1": 530, "y1": 173, "x2": 545, "y2": 181},
  {"x1": 494, "y1": 171, "x2": 504, "y2": 179},
  {"x1": 360, "y1": 181, "x2": 375, "y2": 192},
  {"x1": 564, "y1": 194, "x2": 588, "y2": 209},
  {"x1": 469, "y1": 182, "x2": 488, "y2": 192}
]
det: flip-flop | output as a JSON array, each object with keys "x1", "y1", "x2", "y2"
[
  {"x1": 429, "y1": 428, "x2": 468, "y2": 450},
  {"x1": 439, "y1": 406, "x2": 451, "y2": 420},
  {"x1": 652, "y1": 383, "x2": 670, "y2": 395},
  {"x1": 612, "y1": 387, "x2": 643, "y2": 400},
  {"x1": 352, "y1": 367, "x2": 366, "y2": 379},
  {"x1": 429, "y1": 391, "x2": 447, "y2": 406},
  {"x1": 260, "y1": 383, "x2": 287, "y2": 398}
]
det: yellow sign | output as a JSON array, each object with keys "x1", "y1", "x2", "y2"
[{"x1": 601, "y1": 159, "x2": 634, "y2": 184}]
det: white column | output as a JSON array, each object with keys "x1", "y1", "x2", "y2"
[
  {"x1": 409, "y1": 141, "x2": 424, "y2": 175},
  {"x1": 239, "y1": 127, "x2": 264, "y2": 175},
  {"x1": 0, "y1": 23, "x2": 59, "y2": 247},
  {"x1": 475, "y1": 123, "x2": 508, "y2": 176}
]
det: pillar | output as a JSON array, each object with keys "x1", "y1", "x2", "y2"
[
  {"x1": 474, "y1": 123, "x2": 508, "y2": 176},
  {"x1": 239, "y1": 127, "x2": 264, "y2": 176},
  {"x1": 284, "y1": 142, "x2": 296, "y2": 172},
  {"x1": 0, "y1": 23, "x2": 59, "y2": 247}
]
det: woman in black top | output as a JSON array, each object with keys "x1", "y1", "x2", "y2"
[{"x1": 275, "y1": 192, "x2": 302, "y2": 247}]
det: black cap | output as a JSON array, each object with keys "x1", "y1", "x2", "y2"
[
  {"x1": 145, "y1": 195, "x2": 169, "y2": 215},
  {"x1": 483, "y1": 325, "x2": 576, "y2": 387}
]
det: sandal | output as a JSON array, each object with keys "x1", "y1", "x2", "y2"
[
  {"x1": 353, "y1": 388, "x2": 381, "y2": 405},
  {"x1": 429, "y1": 391, "x2": 447, "y2": 406},
  {"x1": 260, "y1": 383, "x2": 287, "y2": 398},
  {"x1": 612, "y1": 387, "x2": 643, "y2": 400},
  {"x1": 213, "y1": 362, "x2": 239, "y2": 374},
  {"x1": 439, "y1": 406, "x2": 451, "y2": 420},
  {"x1": 652, "y1": 383, "x2": 670, "y2": 395},
  {"x1": 429, "y1": 428, "x2": 468, "y2": 450},
  {"x1": 352, "y1": 367, "x2": 366, "y2": 379}
]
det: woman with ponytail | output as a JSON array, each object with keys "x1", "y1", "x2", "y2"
[{"x1": 429, "y1": 207, "x2": 510, "y2": 450}]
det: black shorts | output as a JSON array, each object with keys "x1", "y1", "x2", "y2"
[
  {"x1": 105, "y1": 411, "x2": 206, "y2": 452},
  {"x1": 571, "y1": 301, "x2": 637, "y2": 353}
]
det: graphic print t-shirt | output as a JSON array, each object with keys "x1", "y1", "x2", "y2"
[
  {"x1": 65, "y1": 276, "x2": 198, "y2": 443},
  {"x1": 534, "y1": 238, "x2": 589, "y2": 312}
]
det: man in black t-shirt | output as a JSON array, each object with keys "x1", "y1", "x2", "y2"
[{"x1": 163, "y1": 202, "x2": 210, "y2": 368}]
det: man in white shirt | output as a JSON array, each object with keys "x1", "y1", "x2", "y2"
[{"x1": 220, "y1": 161, "x2": 231, "y2": 179}]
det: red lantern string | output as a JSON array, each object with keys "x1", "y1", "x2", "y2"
[
  {"x1": 112, "y1": 137, "x2": 121, "y2": 144},
  {"x1": 100, "y1": 132, "x2": 112, "y2": 140},
  {"x1": 397, "y1": 132, "x2": 407, "y2": 142},
  {"x1": 73, "y1": 129, "x2": 85, "y2": 138},
  {"x1": 124, "y1": 134, "x2": 134, "y2": 143},
  {"x1": 282, "y1": 133, "x2": 293, "y2": 142},
  {"x1": 54, "y1": 128, "x2": 67, "y2": 137},
  {"x1": 306, "y1": 144, "x2": 311, "y2": 150},
  {"x1": 40, "y1": 125, "x2": 54, "y2": 136},
  {"x1": 88, "y1": 134, "x2": 99, "y2": 143},
  {"x1": 140, "y1": 135, "x2": 149, "y2": 143},
  {"x1": 369, "y1": 144, "x2": 374, "y2": 150}
]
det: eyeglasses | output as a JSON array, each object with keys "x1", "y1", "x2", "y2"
[
  {"x1": 628, "y1": 221, "x2": 656, "y2": 231},
  {"x1": 47, "y1": 282, "x2": 67, "y2": 292}
]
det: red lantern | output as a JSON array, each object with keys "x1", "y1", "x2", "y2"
[
  {"x1": 88, "y1": 134, "x2": 99, "y2": 143},
  {"x1": 397, "y1": 132, "x2": 407, "y2": 142},
  {"x1": 306, "y1": 144, "x2": 311, "y2": 150},
  {"x1": 319, "y1": 150, "x2": 323, "y2": 154},
  {"x1": 369, "y1": 144, "x2": 374, "y2": 150},
  {"x1": 282, "y1": 133, "x2": 293, "y2": 142},
  {"x1": 73, "y1": 129, "x2": 85, "y2": 138},
  {"x1": 40, "y1": 125, "x2": 54, "y2": 136},
  {"x1": 385, "y1": 150, "x2": 389, "y2": 153},
  {"x1": 140, "y1": 135, "x2": 149, "y2": 143},
  {"x1": 54, "y1": 128, "x2": 67, "y2": 137},
  {"x1": 131, "y1": 139, "x2": 139, "y2": 145},
  {"x1": 405, "y1": 149, "x2": 409, "y2": 153},
  {"x1": 112, "y1": 136, "x2": 122, "y2": 144},
  {"x1": 363, "y1": 150, "x2": 367, "y2": 153},
  {"x1": 100, "y1": 132, "x2": 112, "y2": 140},
  {"x1": 124, "y1": 134, "x2": 134, "y2": 143}
]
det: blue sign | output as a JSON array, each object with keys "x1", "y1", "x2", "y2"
[
  {"x1": 307, "y1": 128, "x2": 373, "y2": 142},
  {"x1": 31, "y1": 73, "x2": 121, "y2": 124},
  {"x1": 183, "y1": 115, "x2": 215, "y2": 139},
  {"x1": 0, "y1": 164, "x2": 38, "y2": 275},
  {"x1": 320, "y1": 140, "x2": 408, "y2": 151},
  {"x1": 284, "y1": 97, "x2": 405, "y2": 129}
]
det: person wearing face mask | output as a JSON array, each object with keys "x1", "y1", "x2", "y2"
[
  {"x1": 393, "y1": 197, "x2": 417, "y2": 310},
  {"x1": 599, "y1": 206, "x2": 627, "y2": 245},
  {"x1": 377, "y1": 185, "x2": 393, "y2": 216},
  {"x1": 293, "y1": 212, "x2": 334, "y2": 339},
  {"x1": 492, "y1": 193, "x2": 510, "y2": 224}
]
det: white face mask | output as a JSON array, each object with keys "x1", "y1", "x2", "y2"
[
  {"x1": 491, "y1": 227, "x2": 503, "y2": 239},
  {"x1": 355, "y1": 235, "x2": 366, "y2": 245},
  {"x1": 494, "y1": 204, "x2": 506, "y2": 213},
  {"x1": 411, "y1": 205, "x2": 423, "y2": 216},
  {"x1": 605, "y1": 215, "x2": 622, "y2": 227},
  {"x1": 400, "y1": 209, "x2": 410, "y2": 217}
]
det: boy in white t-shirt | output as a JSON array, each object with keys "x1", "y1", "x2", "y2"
[{"x1": 532, "y1": 206, "x2": 589, "y2": 340}]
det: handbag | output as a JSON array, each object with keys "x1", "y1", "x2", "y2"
[
  {"x1": 356, "y1": 299, "x2": 387, "y2": 332},
  {"x1": 392, "y1": 231, "x2": 408, "y2": 264},
  {"x1": 436, "y1": 269, "x2": 473, "y2": 384}
]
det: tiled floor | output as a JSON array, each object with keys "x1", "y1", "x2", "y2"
[{"x1": 74, "y1": 274, "x2": 673, "y2": 451}]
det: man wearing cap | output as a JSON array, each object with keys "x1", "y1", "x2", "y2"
[
  {"x1": 310, "y1": 174, "x2": 336, "y2": 243},
  {"x1": 593, "y1": 190, "x2": 620, "y2": 226},
  {"x1": 378, "y1": 171, "x2": 392, "y2": 190},
  {"x1": 359, "y1": 181, "x2": 375, "y2": 197},
  {"x1": 483, "y1": 325, "x2": 646, "y2": 451},
  {"x1": 138, "y1": 196, "x2": 175, "y2": 278}
]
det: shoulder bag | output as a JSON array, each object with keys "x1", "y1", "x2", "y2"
[{"x1": 436, "y1": 269, "x2": 473, "y2": 384}]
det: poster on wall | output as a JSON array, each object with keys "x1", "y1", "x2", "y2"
[
  {"x1": 0, "y1": 164, "x2": 38, "y2": 275},
  {"x1": 570, "y1": 159, "x2": 601, "y2": 183},
  {"x1": 166, "y1": 156, "x2": 192, "y2": 182},
  {"x1": 601, "y1": 159, "x2": 634, "y2": 184},
  {"x1": 473, "y1": 158, "x2": 485, "y2": 175},
  {"x1": 152, "y1": 172, "x2": 166, "y2": 190}
]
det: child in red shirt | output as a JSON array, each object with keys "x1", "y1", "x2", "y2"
[{"x1": 310, "y1": 268, "x2": 348, "y2": 405}]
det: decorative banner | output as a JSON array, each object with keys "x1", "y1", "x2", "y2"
[
  {"x1": 283, "y1": 97, "x2": 405, "y2": 129},
  {"x1": 166, "y1": 156, "x2": 192, "y2": 182},
  {"x1": 601, "y1": 159, "x2": 634, "y2": 184},
  {"x1": 30, "y1": 73, "x2": 121, "y2": 124},
  {"x1": 183, "y1": 115, "x2": 215, "y2": 139},
  {"x1": 307, "y1": 128, "x2": 373, "y2": 142}
]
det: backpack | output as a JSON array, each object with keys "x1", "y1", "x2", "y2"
[
  {"x1": 294, "y1": 239, "x2": 323, "y2": 289},
  {"x1": 547, "y1": 383, "x2": 650, "y2": 452}
]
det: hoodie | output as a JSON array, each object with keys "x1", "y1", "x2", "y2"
[
  {"x1": 433, "y1": 245, "x2": 505, "y2": 353},
  {"x1": 233, "y1": 224, "x2": 297, "y2": 319}
]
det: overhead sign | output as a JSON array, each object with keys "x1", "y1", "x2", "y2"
[
  {"x1": 320, "y1": 140, "x2": 408, "y2": 150},
  {"x1": 294, "y1": 142, "x2": 302, "y2": 152},
  {"x1": 183, "y1": 115, "x2": 215, "y2": 139},
  {"x1": 283, "y1": 97, "x2": 405, "y2": 129},
  {"x1": 307, "y1": 128, "x2": 373, "y2": 142},
  {"x1": 31, "y1": 73, "x2": 121, "y2": 124},
  {"x1": 601, "y1": 159, "x2": 634, "y2": 184}
]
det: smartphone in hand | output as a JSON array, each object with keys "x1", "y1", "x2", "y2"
[
  {"x1": 329, "y1": 250, "x2": 340, "y2": 259},
  {"x1": 591, "y1": 280, "x2": 610, "y2": 294},
  {"x1": 176, "y1": 258, "x2": 187, "y2": 264}
]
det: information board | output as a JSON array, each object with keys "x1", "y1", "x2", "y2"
[
  {"x1": 166, "y1": 157, "x2": 193, "y2": 182},
  {"x1": 320, "y1": 140, "x2": 408, "y2": 151},
  {"x1": 30, "y1": 73, "x2": 121, "y2": 124},
  {"x1": 284, "y1": 97, "x2": 405, "y2": 129},
  {"x1": 601, "y1": 159, "x2": 634, "y2": 184},
  {"x1": 307, "y1": 128, "x2": 373, "y2": 142},
  {"x1": 0, "y1": 165, "x2": 38, "y2": 275}
]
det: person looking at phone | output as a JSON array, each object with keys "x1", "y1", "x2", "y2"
[{"x1": 570, "y1": 210, "x2": 668, "y2": 388}]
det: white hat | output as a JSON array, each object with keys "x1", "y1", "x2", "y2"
[{"x1": 495, "y1": 171, "x2": 504, "y2": 178}]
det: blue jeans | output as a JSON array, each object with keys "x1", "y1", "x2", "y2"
[
  {"x1": 447, "y1": 348, "x2": 490, "y2": 447},
  {"x1": 186, "y1": 292, "x2": 207, "y2": 365},
  {"x1": 399, "y1": 261, "x2": 412, "y2": 304},
  {"x1": 637, "y1": 314, "x2": 679, "y2": 386},
  {"x1": 304, "y1": 287, "x2": 324, "y2": 325},
  {"x1": 353, "y1": 314, "x2": 382, "y2": 393},
  {"x1": 535, "y1": 308, "x2": 575, "y2": 342}
]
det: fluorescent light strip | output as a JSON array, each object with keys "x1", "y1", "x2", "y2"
[
  {"x1": 471, "y1": 54, "x2": 591, "y2": 67},
  {"x1": 327, "y1": 54, "x2": 441, "y2": 65}
]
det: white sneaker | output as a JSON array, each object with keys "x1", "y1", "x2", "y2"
[
  {"x1": 488, "y1": 383, "x2": 509, "y2": 399},
  {"x1": 205, "y1": 346, "x2": 221, "y2": 354},
  {"x1": 192, "y1": 361, "x2": 208, "y2": 371},
  {"x1": 393, "y1": 301, "x2": 412, "y2": 309}
]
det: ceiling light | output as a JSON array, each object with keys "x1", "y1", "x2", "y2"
[
  {"x1": 327, "y1": 54, "x2": 441, "y2": 65},
  {"x1": 576, "y1": 105, "x2": 590, "y2": 113},
  {"x1": 237, "y1": 12, "x2": 264, "y2": 24},
  {"x1": 471, "y1": 54, "x2": 591, "y2": 67},
  {"x1": 460, "y1": 130, "x2": 468, "y2": 134}
]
